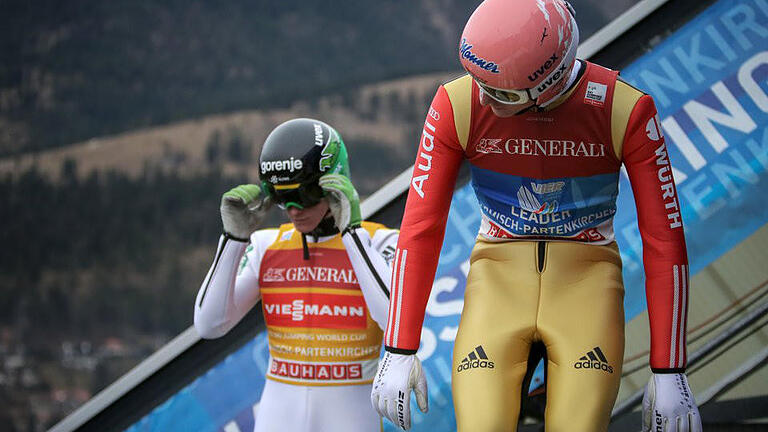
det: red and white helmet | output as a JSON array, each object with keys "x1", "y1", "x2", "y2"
[{"x1": 459, "y1": 0, "x2": 580, "y2": 107}]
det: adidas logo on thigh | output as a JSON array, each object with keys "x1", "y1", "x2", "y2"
[
  {"x1": 457, "y1": 345, "x2": 495, "y2": 373},
  {"x1": 573, "y1": 346, "x2": 614, "y2": 374}
]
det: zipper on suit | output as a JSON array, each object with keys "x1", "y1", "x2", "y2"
[{"x1": 537, "y1": 241, "x2": 547, "y2": 273}]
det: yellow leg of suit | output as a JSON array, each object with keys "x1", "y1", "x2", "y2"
[{"x1": 452, "y1": 240, "x2": 625, "y2": 432}]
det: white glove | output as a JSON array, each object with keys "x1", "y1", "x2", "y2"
[
  {"x1": 220, "y1": 184, "x2": 269, "y2": 240},
  {"x1": 371, "y1": 351, "x2": 428, "y2": 430},
  {"x1": 642, "y1": 373, "x2": 702, "y2": 432}
]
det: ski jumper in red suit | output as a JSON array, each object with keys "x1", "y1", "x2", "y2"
[{"x1": 384, "y1": 61, "x2": 689, "y2": 430}]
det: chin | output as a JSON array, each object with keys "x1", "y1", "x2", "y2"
[
  {"x1": 293, "y1": 223, "x2": 311, "y2": 233},
  {"x1": 293, "y1": 221, "x2": 317, "y2": 233},
  {"x1": 491, "y1": 107, "x2": 521, "y2": 117}
]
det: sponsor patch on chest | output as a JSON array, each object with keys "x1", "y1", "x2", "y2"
[
  {"x1": 584, "y1": 81, "x2": 607, "y2": 107},
  {"x1": 262, "y1": 292, "x2": 367, "y2": 329}
]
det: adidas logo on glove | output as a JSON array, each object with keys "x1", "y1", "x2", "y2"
[
  {"x1": 457, "y1": 345, "x2": 495, "y2": 373},
  {"x1": 574, "y1": 346, "x2": 614, "y2": 373}
]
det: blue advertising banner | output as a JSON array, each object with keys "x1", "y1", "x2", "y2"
[
  {"x1": 125, "y1": 335, "x2": 270, "y2": 432},
  {"x1": 615, "y1": 0, "x2": 768, "y2": 318},
  {"x1": 127, "y1": 0, "x2": 768, "y2": 430}
]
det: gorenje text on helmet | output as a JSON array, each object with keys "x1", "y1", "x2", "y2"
[{"x1": 261, "y1": 157, "x2": 304, "y2": 174}]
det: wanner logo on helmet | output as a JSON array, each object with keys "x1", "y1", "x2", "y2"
[{"x1": 460, "y1": 39, "x2": 500, "y2": 74}]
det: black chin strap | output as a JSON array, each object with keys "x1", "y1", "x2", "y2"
[
  {"x1": 301, "y1": 212, "x2": 339, "y2": 261},
  {"x1": 301, "y1": 233, "x2": 310, "y2": 260}
]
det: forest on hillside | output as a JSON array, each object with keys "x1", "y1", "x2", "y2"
[
  {"x1": 0, "y1": 0, "x2": 609, "y2": 156},
  {"x1": 0, "y1": 163, "x2": 243, "y2": 430},
  {"x1": 0, "y1": 0, "x2": 473, "y2": 154}
]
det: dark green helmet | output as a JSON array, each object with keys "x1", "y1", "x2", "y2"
[
  {"x1": 259, "y1": 118, "x2": 349, "y2": 185},
  {"x1": 259, "y1": 118, "x2": 350, "y2": 209}
]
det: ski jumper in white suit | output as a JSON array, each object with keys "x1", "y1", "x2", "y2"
[{"x1": 195, "y1": 222, "x2": 397, "y2": 432}]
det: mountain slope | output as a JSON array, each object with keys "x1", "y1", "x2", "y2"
[
  {"x1": 0, "y1": 0, "x2": 608, "y2": 157},
  {"x1": 0, "y1": 0, "x2": 479, "y2": 155},
  {"x1": 0, "y1": 71, "x2": 457, "y2": 196}
]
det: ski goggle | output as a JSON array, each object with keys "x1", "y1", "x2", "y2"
[
  {"x1": 263, "y1": 181, "x2": 325, "y2": 210},
  {"x1": 476, "y1": 81, "x2": 534, "y2": 105}
]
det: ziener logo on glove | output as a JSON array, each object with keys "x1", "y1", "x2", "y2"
[{"x1": 397, "y1": 390, "x2": 407, "y2": 427}]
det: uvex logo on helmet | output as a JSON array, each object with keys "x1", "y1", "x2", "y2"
[
  {"x1": 261, "y1": 157, "x2": 303, "y2": 174},
  {"x1": 460, "y1": 38, "x2": 500, "y2": 74},
  {"x1": 528, "y1": 53, "x2": 559, "y2": 82},
  {"x1": 536, "y1": 62, "x2": 569, "y2": 94}
]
